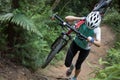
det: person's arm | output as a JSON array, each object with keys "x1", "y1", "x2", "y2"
[
  {"x1": 65, "y1": 16, "x2": 85, "y2": 22},
  {"x1": 87, "y1": 27, "x2": 101, "y2": 47},
  {"x1": 93, "y1": 39, "x2": 101, "y2": 47},
  {"x1": 87, "y1": 37, "x2": 101, "y2": 47}
]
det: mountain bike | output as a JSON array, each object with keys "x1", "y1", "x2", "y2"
[
  {"x1": 41, "y1": 0, "x2": 112, "y2": 68},
  {"x1": 41, "y1": 14, "x2": 87, "y2": 68}
]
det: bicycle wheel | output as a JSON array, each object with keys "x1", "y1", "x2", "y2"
[
  {"x1": 41, "y1": 36, "x2": 67, "y2": 68},
  {"x1": 51, "y1": 35, "x2": 63, "y2": 50}
]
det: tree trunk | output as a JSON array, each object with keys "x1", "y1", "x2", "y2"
[
  {"x1": 7, "y1": 23, "x2": 15, "y2": 47},
  {"x1": 6, "y1": 0, "x2": 20, "y2": 47},
  {"x1": 52, "y1": 0, "x2": 61, "y2": 10},
  {"x1": 12, "y1": 0, "x2": 20, "y2": 9}
]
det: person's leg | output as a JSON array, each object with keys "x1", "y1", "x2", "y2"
[
  {"x1": 65, "y1": 42, "x2": 77, "y2": 67},
  {"x1": 65, "y1": 41, "x2": 78, "y2": 67},
  {"x1": 74, "y1": 69, "x2": 81, "y2": 78},
  {"x1": 65, "y1": 41, "x2": 79, "y2": 76},
  {"x1": 73, "y1": 48, "x2": 90, "y2": 79}
]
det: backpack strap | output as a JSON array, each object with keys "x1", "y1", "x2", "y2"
[
  {"x1": 67, "y1": 20, "x2": 85, "y2": 34},
  {"x1": 75, "y1": 20, "x2": 85, "y2": 29}
]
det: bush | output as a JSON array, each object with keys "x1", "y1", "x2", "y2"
[
  {"x1": 90, "y1": 64, "x2": 120, "y2": 80},
  {"x1": 0, "y1": 25, "x2": 7, "y2": 51},
  {"x1": 107, "y1": 48, "x2": 120, "y2": 65}
]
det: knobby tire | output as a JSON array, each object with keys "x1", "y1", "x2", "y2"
[{"x1": 41, "y1": 37, "x2": 66, "y2": 68}]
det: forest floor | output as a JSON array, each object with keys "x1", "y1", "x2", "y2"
[{"x1": 0, "y1": 25, "x2": 115, "y2": 80}]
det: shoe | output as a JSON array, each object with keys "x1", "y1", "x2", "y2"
[
  {"x1": 66, "y1": 64, "x2": 74, "y2": 77},
  {"x1": 70, "y1": 77, "x2": 77, "y2": 80}
]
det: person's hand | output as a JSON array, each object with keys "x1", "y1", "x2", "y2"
[{"x1": 87, "y1": 36, "x2": 94, "y2": 43}]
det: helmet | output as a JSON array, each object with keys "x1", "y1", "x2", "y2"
[{"x1": 85, "y1": 11, "x2": 101, "y2": 29}]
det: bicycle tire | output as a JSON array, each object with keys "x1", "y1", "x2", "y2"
[
  {"x1": 51, "y1": 35, "x2": 63, "y2": 50},
  {"x1": 41, "y1": 38, "x2": 66, "y2": 68}
]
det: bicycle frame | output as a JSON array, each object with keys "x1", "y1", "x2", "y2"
[
  {"x1": 53, "y1": 14, "x2": 87, "y2": 40},
  {"x1": 50, "y1": 14, "x2": 87, "y2": 53},
  {"x1": 51, "y1": 32, "x2": 71, "y2": 52}
]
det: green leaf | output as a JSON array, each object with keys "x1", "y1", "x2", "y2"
[
  {"x1": 0, "y1": 13, "x2": 13, "y2": 23},
  {"x1": 99, "y1": 58, "x2": 109, "y2": 65},
  {"x1": 0, "y1": 13, "x2": 42, "y2": 37}
]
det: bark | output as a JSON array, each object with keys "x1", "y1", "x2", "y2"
[
  {"x1": 7, "y1": 23, "x2": 15, "y2": 47},
  {"x1": 12, "y1": 0, "x2": 20, "y2": 9}
]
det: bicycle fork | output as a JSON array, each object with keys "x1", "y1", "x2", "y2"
[{"x1": 51, "y1": 32, "x2": 71, "y2": 53}]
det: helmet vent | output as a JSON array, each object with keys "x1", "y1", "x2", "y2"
[
  {"x1": 90, "y1": 17, "x2": 92, "y2": 21},
  {"x1": 88, "y1": 22, "x2": 90, "y2": 26},
  {"x1": 91, "y1": 23, "x2": 93, "y2": 26},
  {"x1": 94, "y1": 17, "x2": 96, "y2": 20},
  {"x1": 91, "y1": 26, "x2": 94, "y2": 29},
  {"x1": 95, "y1": 20, "x2": 98, "y2": 23},
  {"x1": 94, "y1": 13, "x2": 96, "y2": 16}
]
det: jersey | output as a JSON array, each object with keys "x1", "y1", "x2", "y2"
[{"x1": 74, "y1": 23, "x2": 101, "y2": 50}]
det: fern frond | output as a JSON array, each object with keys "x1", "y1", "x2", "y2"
[
  {"x1": 0, "y1": 13, "x2": 13, "y2": 23},
  {"x1": 11, "y1": 14, "x2": 42, "y2": 37},
  {"x1": 0, "y1": 13, "x2": 42, "y2": 37}
]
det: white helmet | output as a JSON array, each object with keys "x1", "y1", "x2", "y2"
[{"x1": 85, "y1": 11, "x2": 101, "y2": 29}]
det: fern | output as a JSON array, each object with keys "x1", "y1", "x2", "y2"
[
  {"x1": 0, "y1": 13, "x2": 13, "y2": 23},
  {"x1": 0, "y1": 13, "x2": 42, "y2": 37}
]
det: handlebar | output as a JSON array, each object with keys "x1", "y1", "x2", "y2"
[{"x1": 52, "y1": 14, "x2": 87, "y2": 40}]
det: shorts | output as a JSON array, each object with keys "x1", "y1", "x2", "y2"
[{"x1": 65, "y1": 41, "x2": 90, "y2": 70}]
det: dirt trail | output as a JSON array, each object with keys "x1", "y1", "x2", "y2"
[{"x1": 38, "y1": 25, "x2": 115, "y2": 80}]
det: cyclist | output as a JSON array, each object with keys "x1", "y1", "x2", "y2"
[{"x1": 64, "y1": 11, "x2": 101, "y2": 80}]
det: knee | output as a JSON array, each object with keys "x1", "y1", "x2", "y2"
[
  {"x1": 64, "y1": 60, "x2": 71, "y2": 67},
  {"x1": 75, "y1": 64, "x2": 81, "y2": 70}
]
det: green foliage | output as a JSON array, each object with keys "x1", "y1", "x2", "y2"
[
  {"x1": 52, "y1": 0, "x2": 98, "y2": 16},
  {"x1": 103, "y1": 9, "x2": 120, "y2": 31},
  {"x1": 0, "y1": 0, "x2": 119, "y2": 72},
  {"x1": 0, "y1": 0, "x2": 11, "y2": 13},
  {"x1": 0, "y1": 25, "x2": 7, "y2": 51},
  {"x1": 13, "y1": 32, "x2": 50, "y2": 70},
  {"x1": 19, "y1": 0, "x2": 49, "y2": 17},
  {"x1": 90, "y1": 64, "x2": 120, "y2": 80},
  {"x1": 11, "y1": 1, "x2": 53, "y2": 70},
  {"x1": 0, "y1": 0, "x2": 53, "y2": 70},
  {"x1": 0, "y1": 13, "x2": 13, "y2": 22},
  {"x1": 103, "y1": 9, "x2": 120, "y2": 45},
  {"x1": 98, "y1": 58, "x2": 109, "y2": 65},
  {"x1": 0, "y1": 13, "x2": 42, "y2": 36},
  {"x1": 107, "y1": 48, "x2": 120, "y2": 65},
  {"x1": 31, "y1": 13, "x2": 66, "y2": 66},
  {"x1": 90, "y1": 2, "x2": 120, "y2": 80}
]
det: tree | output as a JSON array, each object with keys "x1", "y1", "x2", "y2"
[
  {"x1": 52, "y1": 0, "x2": 61, "y2": 10},
  {"x1": 0, "y1": 0, "x2": 41, "y2": 46}
]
